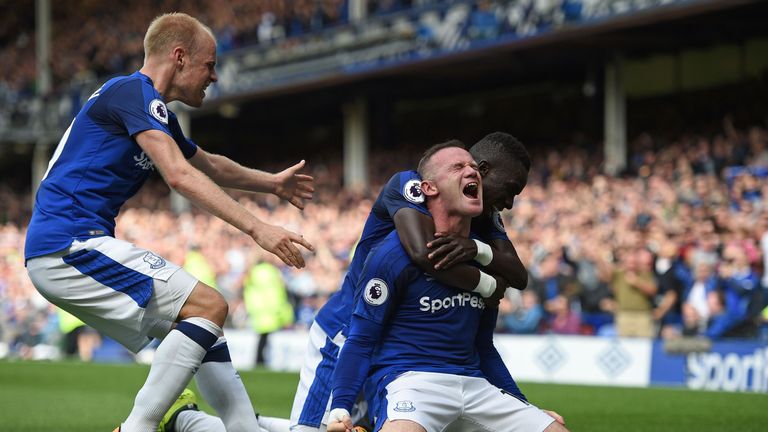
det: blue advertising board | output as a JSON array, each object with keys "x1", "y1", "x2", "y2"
[{"x1": 650, "y1": 340, "x2": 768, "y2": 393}]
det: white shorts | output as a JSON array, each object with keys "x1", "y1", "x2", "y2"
[
  {"x1": 26, "y1": 236, "x2": 198, "y2": 353},
  {"x1": 290, "y1": 322, "x2": 369, "y2": 431},
  {"x1": 381, "y1": 371, "x2": 554, "y2": 432}
]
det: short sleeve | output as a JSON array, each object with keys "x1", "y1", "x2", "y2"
[
  {"x1": 353, "y1": 239, "x2": 414, "y2": 325},
  {"x1": 167, "y1": 112, "x2": 198, "y2": 159},
  {"x1": 376, "y1": 171, "x2": 431, "y2": 219},
  {"x1": 106, "y1": 80, "x2": 172, "y2": 138}
]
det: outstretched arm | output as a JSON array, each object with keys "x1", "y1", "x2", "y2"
[
  {"x1": 136, "y1": 130, "x2": 314, "y2": 267},
  {"x1": 190, "y1": 150, "x2": 314, "y2": 209}
]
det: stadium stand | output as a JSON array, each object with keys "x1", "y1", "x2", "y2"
[{"x1": 1, "y1": 0, "x2": 767, "y2": 369}]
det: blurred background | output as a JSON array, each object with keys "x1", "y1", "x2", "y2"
[{"x1": 1, "y1": 0, "x2": 767, "y2": 393}]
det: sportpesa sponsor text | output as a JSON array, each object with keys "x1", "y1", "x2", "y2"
[{"x1": 419, "y1": 292, "x2": 486, "y2": 313}]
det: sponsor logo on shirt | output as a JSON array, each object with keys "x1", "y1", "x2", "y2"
[
  {"x1": 402, "y1": 179, "x2": 424, "y2": 204},
  {"x1": 134, "y1": 151, "x2": 155, "y2": 171},
  {"x1": 364, "y1": 278, "x2": 389, "y2": 306},
  {"x1": 149, "y1": 99, "x2": 169, "y2": 124},
  {"x1": 419, "y1": 292, "x2": 485, "y2": 313},
  {"x1": 143, "y1": 252, "x2": 166, "y2": 269},
  {"x1": 393, "y1": 400, "x2": 416, "y2": 412}
]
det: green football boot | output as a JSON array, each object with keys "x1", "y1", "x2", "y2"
[{"x1": 157, "y1": 388, "x2": 199, "y2": 432}]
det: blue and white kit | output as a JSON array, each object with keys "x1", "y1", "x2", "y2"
[
  {"x1": 25, "y1": 71, "x2": 201, "y2": 352},
  {"x1": 290, "y1": 170, "x2": 513, "y2": 430},
  {"x1": 330, "y1": 231, "x2": 554, "y2": 431}
]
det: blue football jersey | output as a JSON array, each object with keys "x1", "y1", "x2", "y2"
[
  {"x1": 329, "y1": 186, "x2": 525, "y2": 416},
  {"x1": 25, "y1": 71, "x2": 197, "y2": 260},
  {"x1": 314, "y1": 170, "x2": 429, "y2": 337},
  {"x1": 331, "y1": 231, "x2": 524, "y2": 415},
  {"x1": 471, "y1": 209, "x2": 511, "y2": 242},
  {"x1": 355, "y1": 231, "x2": 489, "y2": 385},
  {"x1": 314, "y1": 169, "x2": 511, "y2": 338}
]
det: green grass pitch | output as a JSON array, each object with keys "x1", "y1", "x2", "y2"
[{"x1": 0, "y1": 360, "x2": 765, "y2": 431}]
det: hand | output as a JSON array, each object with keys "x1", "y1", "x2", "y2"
[
  {"x1": 273, "y1": 160, "x2": 315, "y2": 210},
  {"x1": 253, "y1": 222, "x2": 315, "y2": 268},
  {"x1": 327, "y1": 408, "x2": 354, "y2": 432},
  {"x1": 427, "y1": 232, "x2": 477, "y2": 270},
  {"x1": 543, "y1": 409, "x2": 566, "y2": 426}
]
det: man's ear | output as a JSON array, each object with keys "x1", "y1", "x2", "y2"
[
  {"x1": 477, "y1": 160, "x2": 490, "y2": 177},
  {"x1": 420, "y1": 180, "x2": 438, "y2": 197},
  {"x1": 172, "y1": 46, "x2": 186, "y2": 68}
]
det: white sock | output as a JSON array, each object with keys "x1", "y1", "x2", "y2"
[
  {"x1": 259, "y1": 415, "x2": 292, "y2": 432},
  {"x1": 195, "y1": 337, "x2": 262, "y2": 432},
  {"x1": 175, "y1": 410, "x2": 226, "y2": 432},
  {"x1": 122, "y1": 318, "x2": 222, "y2": 432}
]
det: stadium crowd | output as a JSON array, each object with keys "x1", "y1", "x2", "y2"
[
  {"x1": 1, "y1": 0, "x2": 591, "y2": 132},
  {"x1": 2, "y1": 0, "x2": 349, "y2": 132},
  {"x1": 1, "y1": 0, "x2": 350, "y2": 94},
  {"x1": 2, "y1": 122, "x2": 768, "y2": 359}
]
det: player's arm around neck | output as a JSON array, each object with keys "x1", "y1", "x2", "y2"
[
  {"x1": 136, "y1": 129, "x2": 313, "y2": 267},
  {"x1": 394, "y1": 208, "x2": 491, "y2": 293},
  {"x1": 482, "y1": 238, "x2": 528, "y2": 289},
  {"x1": 426, "y1": 233, "x2": 528, "y2": 290}
]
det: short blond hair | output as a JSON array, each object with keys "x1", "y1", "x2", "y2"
[{"x1": 143, "y1": 12, "x2": 215, "y2": 59}]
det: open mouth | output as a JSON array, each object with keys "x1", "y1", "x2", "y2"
[{"x1": 463, "y1": 182, "x2": 479, "y2": 199}]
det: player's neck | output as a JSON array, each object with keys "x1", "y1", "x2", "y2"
[
  {"x1": 140, "y1": 60, "x2": 176, "y2": 102},
  {"x1": 429, "y1": 202, "x2": 472, "y2": 237}
]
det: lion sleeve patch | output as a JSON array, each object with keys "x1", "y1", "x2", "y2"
[
  {"x1": 402, "y1": 179, "x2": 424, "y2": 204},
  {"x1": 363, "y1": 278, "x2": 389, "y2": 306}
]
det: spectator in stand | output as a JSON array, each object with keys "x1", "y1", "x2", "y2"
[
  {"x1": 547, "y1": 294, "x2": 581, "y2": 335},
  {"x1": 530, "y1": 249, "x2": 581, "y2": 334},
  {"x1": 610, "y1": 246, "x2": 658, "y2": 338},
  {"x1": 565, "y1": 231, "x2": 615, "y2": 335},
  {"x1": 467, "y1": 0, "x2": 500, "y2": 40},
  {"x1": 499, "y1": 289, "x2": 543, "y2": 334},
  {"x1": 708, "y1": 244, "x2": 763, "y2": 338},
  {"x1": 680, "y1": 262, "x2": 720, "y2": 336},
  {"x1": 652, "y1": 238, "x2": 685, "y2": 339},
  {"x1": 258, "y1": 11, "x2": 286, "y2": 45}
]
